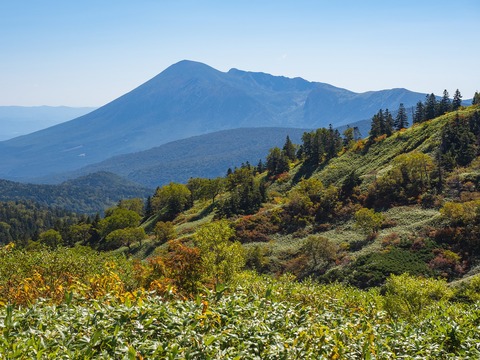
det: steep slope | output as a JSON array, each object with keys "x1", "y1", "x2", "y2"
[
  {"x1": 43, "y1": 127, "x2": 309, "y2": 188},
  {"x1": 0, "y1": 60, "x2": 429, "y2": 181}
]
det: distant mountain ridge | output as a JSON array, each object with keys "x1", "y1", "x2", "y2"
[
  {"x1": 0, "y1": 60, "x2": 429, "y2": 181},
  {"x1": 40, "y1": 127, "x2": 310, "y2": 188}
]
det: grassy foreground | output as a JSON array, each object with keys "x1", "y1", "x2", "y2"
[{"x1": 1, "y1": 272, "x2": 480, "y2": 359}]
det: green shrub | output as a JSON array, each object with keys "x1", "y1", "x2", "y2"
[
  {"x1": 342, "y1": 247, "x2": 433, "y2": 288},
  {"x1": 384, "y1": 273, "x2": 453, "y2": 319},
  {"x1": 354, "y1": 207, "x2": 384, "y2": 235},
  {"x1": 453, "y1": 274, "x2": 480, "y2": 302},
  {"x1": 154, "y1": 221, "x2": 176, "y2": 243}
]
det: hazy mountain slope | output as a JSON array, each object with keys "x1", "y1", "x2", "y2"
[
  {"x1": 44, "y1": 128, "x2": 309, "y2": 188},
  {"x1": 0, "y1": 60, "x2": 429, "y2": 181},
  {"x1": 0, "y1": 106, "x2": 95, "y2": 140},
  {"x1": 304, "y1": 87, "x2": 426, "y2": 127}
]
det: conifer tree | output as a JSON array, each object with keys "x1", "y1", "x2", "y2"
[
  {"x1": 326, "y1": 125, "x2": 342, "y2": 160},
  {"x1": 311, "y1": 129, "x2": 325, "y2": 164},
  {"x1": 424, "y1": 93, "x2": 437, "y2": 121},
  {"x1": 384, "y1": 109, "x2": 394, "y2": 136},
  {"x1": 301, "y1": 132, "x2": 312, "y2": 161},
  {"x1": 440, "y1": 113, "x2": 477, "y2": 169},
  {"x1": 378, "y1": 109, "x2": 386, "y2": 134},
  {"x1": 413, "y1": 101, "x2": 425, "y2": 124},
  {"x1": 394, "y1": 103, "x2": 408, "y2": 130},
  {"x1": 473, "y1": 91, "x2": 480, "y2": 106},
  {"x1": 452, "y1": 89, "x2": 462, "y2": 110},
  {"x1": 369, "y1": 110, "x2": 385, "y2": 140},
  {"x1": 266, "y1": 147, "x2": 289, "y2": 175},
  {"x1": 256, "y1": 159, "x2": 265, "y2": 173},
  {"x1": 438, "y1": 89, "x2": 451, "y2": 115},
  {"x1": 282, "y1": 135, "x2": 297, "y2": 161}
]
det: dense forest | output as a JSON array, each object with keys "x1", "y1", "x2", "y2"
[
  {"x1": 1, "y1": 91, "x2": 480, "y2": 357},
  {"x1": 0, "y1": 171, "x2": 151, "y2": 214}
]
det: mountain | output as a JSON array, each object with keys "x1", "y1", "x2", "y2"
[
  {"x1": 42, "y1": 127, "x2": 310, "y2": 188},
  {"x1": 0, "y1": 106, "x2": 95, "y2": 141},
  {"x1": 0, "y1": 60, "x2": 429, "y2": 182},
  {"x1": 0, "y1": 172, "x2": 152, "y2": 214}
]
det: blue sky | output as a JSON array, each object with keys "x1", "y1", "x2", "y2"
[{"x1": 1, "y1": 0, "x2": 478, "y2": 106}]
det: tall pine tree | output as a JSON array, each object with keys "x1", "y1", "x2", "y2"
[
  {"x1": 384, "y1": 109, "x2": 394, "y2": 136},
  {"x1": 394, "y1": 103, "x2": 408, "y2": 130},
  {"x1": 282, "y1": 135, "x2": 297, "y2": 161},
  {"x1": 452, "y1": 89, "x2": 462, "y2": 110},
  {"x1": 438, "y1": 89, "x2": 451, "y2": 115},
  {"x1": 424, "y1": 93, "x2": 437, "y2": 121},
  {"x1": 413, "y1": 101, "x2": 425, "y2": 124},
  {"x1": 369, "y1": 110, "x2": 385, "y2": 140}
]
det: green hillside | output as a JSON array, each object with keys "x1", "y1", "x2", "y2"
[{"x1": 0, "y1": 172, "x2": 152, "y2": 214}]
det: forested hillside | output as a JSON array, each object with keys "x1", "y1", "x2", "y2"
[
  {"x1": 0, "y1": 200, "x2": 83, "y2": 245},
  {"x1": 0, "y1": 172, "x2": 151, "y2": 214}
]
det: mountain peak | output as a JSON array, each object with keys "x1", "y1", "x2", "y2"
[{"x1": 161, "y1": 60, "x2": 219, "y2": 76}]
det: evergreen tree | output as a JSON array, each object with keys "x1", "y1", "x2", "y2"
[
  {"x1": 413, "y1": 101, "x2": 425, "y2": 124},
  {"x1": 311, "y1": 129, "x2": 325, "y2": 165},
  {"x1": 282, "y1": 135, "x2": 297, "y2": 161},
  {"x1": 256, "y1": 159, "x2": 265, "y2": 173},
  {"x1": 452, "y1": 89, "x2": 462, "y2": 110},
  {"x1": 384, "y1": 109, "x2": 394, "y2": 136},
  {"x1": 424, "y1": 93, "x2": 437, "y2": 121},
  {"x1": 300, "y1": 127, "x2": 343, "y2": 164},
  {"x1": 301, "y1": 132, "x2": 313, "y2": 161},
  {"x1": 440, "y1": 113, "x2": 477, "y2": 169},
  {"x1": 438, "y1": 89, "x2": 451, "y2": 115},
  {"x1": 472, "y1": 91, "x2": 480, "y2": 106},
  {"x1": 326, "y1": 125, "x2": 342, "y2": 160},
  {"x1": 218, "y1": 168, "x2": 265, "y2": 216},
  {"x1": 296, "y1": 145, "x2": 304, "y2": 160},
  {"x1": 378, "y1": 109, "x2": 386, "y2": 134},
  {"x1": 369, "y1": 110, "x2": 385, "y2": 140},
  {"x1": 394, "y1": 103, "x2": 408, "y2": 130},
  {"x1": 266, "y1": 147, "x2": 290, "y2": 176}
]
